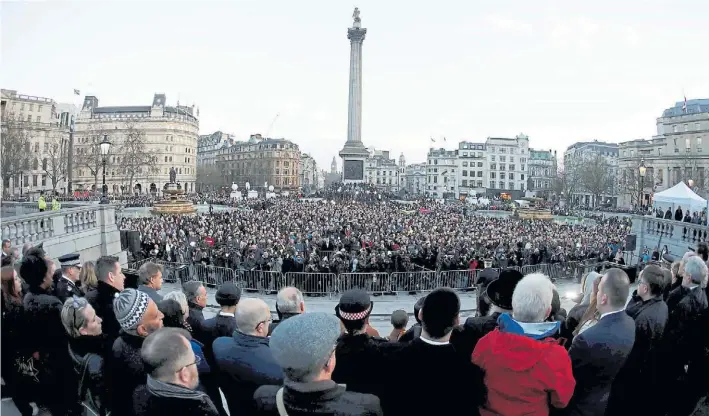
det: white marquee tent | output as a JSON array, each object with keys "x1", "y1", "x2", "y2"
[{"x1": 652, "y1": 182, "x2": 707, "y2": 213}]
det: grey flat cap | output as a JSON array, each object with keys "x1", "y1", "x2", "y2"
[{"x1": 270, "y1": 312, "x2": 340, "y2": 380}]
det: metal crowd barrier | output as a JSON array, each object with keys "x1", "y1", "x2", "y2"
[
  {"x1": 127, "y1": 257, "x2": 156, "y2": 270},
  {"x1": 151, "y1": 260, "x2": 602, "y2": 296},
  {"x1": 284, "y1": 272, "x2": 336, "y2": 298},
  {"x1": 339, "y1": 272, "x2": 391, "y2": 293}
]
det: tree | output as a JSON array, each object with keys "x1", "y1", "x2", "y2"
[
  {"x1": 196, "y1": 164, "x2": 224, "y2": 192},
  {"x1": 553, "y1": 157, "x2": 582, "y2": 206},
  {"x1": 619, "y1": 165, "x2": 653, "y2": 208},
  {"x1": 76, "y1": 122, "x2": 111, "y2": 191},
  {"x1": 578, "y1": 153, "x2": 615, "y2": 207},
  {"x1": 43, "y1": 133, "x2": 69, "y2": 193},
  {"x1": 120, "y1": 121, "x2": 156, "y2": 193},
  {"x1": 0, "y1": 113, "x2": 32, "y2": 195}
]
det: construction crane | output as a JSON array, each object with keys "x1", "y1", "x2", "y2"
[{"x1": 265, "y1": 113, "x2": 279, "y2": 137}]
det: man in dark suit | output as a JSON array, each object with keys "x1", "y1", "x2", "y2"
[
  {"x1": 565, "y1": 268, "x2": 635, "y2": 416},
  {"x1": 54, "y1": 253, "x2": 85, "y2": 302}
]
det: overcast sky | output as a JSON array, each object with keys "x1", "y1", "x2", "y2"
[{"x1": 2, "y1": 1, "x2": 708, "y2": 169}]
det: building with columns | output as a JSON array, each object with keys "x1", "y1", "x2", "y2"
[
  {"x1": 1, "y1": 89, "x2": 74, "y2": 196},
  {"x1": 72, "y1": 93, "x2": 199, "y2": 195},
  {"x1": 215, "y1": 134, "x2": 300, "y2": 191},
  {"x1": 618, "y1": 98, "x2": 709, "y2": 208}
]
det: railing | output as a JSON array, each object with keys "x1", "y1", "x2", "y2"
[
  {"x1": 0, "y1": 205, "x2": 103, "y2": 247},
  {"x1": 642, "y1": 216, "x2": 709, "y2": 244},
  {"x1": 147, "y1": 259, "x2": 613, "y2": 296}
]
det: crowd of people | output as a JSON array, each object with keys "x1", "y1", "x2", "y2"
[
  {"x1": 119, "y1": 199, "x2": 632, "y2": 276},
  {"x1": 1, "y1": 237, "x2": 708, "y2": 415}
]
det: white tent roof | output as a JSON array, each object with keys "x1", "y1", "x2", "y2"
[{"x1": 653, "y1": 182, "x2": 707, "y2": 213}]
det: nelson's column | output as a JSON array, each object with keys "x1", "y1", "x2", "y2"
[{"x1": 339, "y1": 7, "x2": 369, "y2": 183}]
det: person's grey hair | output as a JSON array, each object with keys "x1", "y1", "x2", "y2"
[
  {"x1": 61, "y1": 297, "x2": 90, "y2": 338},
  {"x1": 601, "y1": 268, "x2": 630, "y2": 308},
  {"x1": 138, "y1": 262, "x2": 163, "y2": 286},
  {"x1": 276, "y1": 287, "x2": 304, "y2": 314},
  {"x1": 164, "y1": 291, "x2": 188, "y2": 316},
  {"x1": 182, "y1": 280, "x2": 203, "y2": 303},
  {"x1": 511, "y1": 273, "x2": 554, "y2": 323},
  {"x1": 684, "y1": 256, "x2": 708, "y2": 285},
  {"x1": 141, "y1": 327, "x2": 193, "y2": 381}
]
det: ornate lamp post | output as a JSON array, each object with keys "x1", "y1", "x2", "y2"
[
  {"x1": 99, "y1": 134, "x2": 111, "y2": 204},
  {"x1": 638, "y1": 159, "x2": 647, "y2": 209}
]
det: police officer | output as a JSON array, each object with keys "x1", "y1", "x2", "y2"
[
  {"x1": 55, "y1": 253, "x2": 85, "y2": 301},
  {"x1": 38, "y1": 192, "x2": 47, "y2": 212}
]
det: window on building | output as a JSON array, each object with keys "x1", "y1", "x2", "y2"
[
  {"x1": 169, "y1": 156, "x2": 173, "y2": 162},
  {"x1": 27, "y1": 115, "x2": 32, "y2": 122},
  {"x1": 462, "y1": 180, "x2": 468, "y2": 187},
  {"x1": 41, "y1": 175, "x2": 46, "y2": 186},
  {"x1": 490, "y1": 163, "x2": 496, "y2": 170},
  {"x1": 433, "y1": 176, "x2": 438, "y2": 183},
  {"x1": 434, "y1": 160, "x2": 438, "y2": 165},
  {"x1": 490, "y1": 155, "x2": 496, "y2": 162},
  {"x1": 509, "y1": 173, "x2": 515, "y2": 180},
  {"x1": 509, "y1": 164, "x2": 515, "y2": 171},
  {"x1": 499, "y1": 181, "x2": 504, "y2": 188},
  {"x1": 686, "y1": 138, "x2": 691, "y2": 149},
  {"x1": 500, "y1": 172, "x2": 506, "y2": 180},
  {"x1": 521, "y1": 174, "x2": 525, "y2": 180},
  {"x1": 42, "y1": 158, "x2": 47, "y2": 170},
  {"x1": 36, "y1": 116, "x2": 41, "y2": 122},
  {"x1": 500, "y1": 156, "x2": 506, "y2": 162},
  {"x1": 697, "y1": 137, "x2": 702, "y2": 151},
  {"x1": 490, "y1": 180, "x2": 495, "y2": 188},
  {"x1": 657, "y1": 168, "x2": 664, "y2": 184},
  {"x1": 490, "y1": 172, "x2": 496, "y2": 179},
  {"x1": 509, "y1": 182, "x2": 514, "y2": 189},
  {"x1": 477, "y1": 162, "x2": 483, "y2": 168},
  {"x1": 29, "y1": 104, "x2": 34, "y2": 111},
  {"x1": 684, "y1": 124, "x2": 689, "y2": 132},
  {"x1": 462, "y1": 170, "x2": 468, "y2": 176},
  {"x1": 521, "y1": 164, "x2": 525, "y2": 171},
  {"x1": 462, "y1": 161, "x2": 468, "y2": 167}
]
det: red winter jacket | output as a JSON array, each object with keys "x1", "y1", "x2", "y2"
[{"x1": 472, "y1": 318, "x2": 575, "y2": 416}]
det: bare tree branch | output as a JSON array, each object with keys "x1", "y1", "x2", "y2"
[
  {"x1": 120, "y1": 121, "x2": 157, "y2": 193},
  {"x1": 43, "y1": 133, "x2": 69, "y2": 192},
  {"x1": 1, "y1": 112, "x2": 33, "y2": 195},
  {"x1": 76, "y1": 122, "x2": 111, "y2": 191},
  {"x1": 578, "y1": 153, "x2": 615, "y2": 207}
]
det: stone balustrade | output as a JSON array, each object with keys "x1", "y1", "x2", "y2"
[{"x1": 0, "y1": 203, "x2": 126, "y2": 265}]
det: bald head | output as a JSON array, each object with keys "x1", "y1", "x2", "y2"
[{"x1": 235, "y1": 298, "x2": 272, "y2": 336}]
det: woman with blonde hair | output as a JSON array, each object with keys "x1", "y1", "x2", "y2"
[
  {"x1": 562, "y1": 271, "x2": 601, "y2": 346},
  {"x1": 79, "y1": 261, "x2": 98, "y2": 292}
]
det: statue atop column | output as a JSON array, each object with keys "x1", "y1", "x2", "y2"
[
  {"x1": 352, "y1": 7, "x2": 361, "y2": 28},
  {"x1": 169, "y1": 167, "x2": 177, "y2": 183}
]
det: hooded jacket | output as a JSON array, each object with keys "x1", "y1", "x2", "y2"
[{"x1": 472, "y1": 314, "x2": 575, "y2": 416}]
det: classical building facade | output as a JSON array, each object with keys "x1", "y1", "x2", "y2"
[
  {"x1": 528, "y1": 149, "x2": 558, "y2": 199},
  {"x1": 426, "y1": 148, "x2": 458, "y2": 198},
  {"x1": 300, "y1": 153, "x2": 318, "y2": 192},
  {"x1": 457, "y1": 141, "x2": 487, "y2": 197},
  {"x1": 618, "y1": 98, "x2": 709, "y2": 208},
  {"x1": 72, "y1": 93, "x2": 199, "y2": 194},
  {"x1": 404, "y1": 163, "x2": 426, "y2": 195},
  {"x1": 197, "y1": 131, "x2": 234, "y2": 191},
  {"x1": 485, "y1": 134, "x2": 530, "y2": 199},
  {"x1": 215, "y1": 134, "x2": 300, "y2": 190},
  {"x1": 1, "y1": 89, "x2": 73, "y2": 196},
  {"x1": 364, "y1": 148, "x2": 399, "y2": 192},
  {"x1": 563, "y1": 140, "x2": 619, "y2": 206}
]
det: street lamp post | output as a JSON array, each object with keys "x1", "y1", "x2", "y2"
[
  {"x1": 638, "y1": 159, "x2": 647, "y2": 210},
  {"x1": 99, "y1": 134, "x2": 111, "y2": 204}
]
